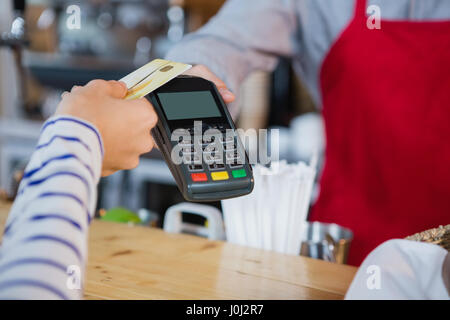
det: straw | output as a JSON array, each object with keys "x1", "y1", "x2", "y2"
[{"x1": 221, "y1": 159, "x2": 317, "y2": 255}]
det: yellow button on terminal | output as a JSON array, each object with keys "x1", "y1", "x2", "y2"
[{"x1": 211, "y1": 171, "x2": 229, "y2": 181}]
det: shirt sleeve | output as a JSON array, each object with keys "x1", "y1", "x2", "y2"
[
  {"x1": 345, "y1": 239, "x2": 450, "y2": 300},
  {"x1": 165, "y1": 0, "x2": 299, "y2": 116},
  {"x1": 0, "y1": 115, "x2": 103, "y2": 300}
]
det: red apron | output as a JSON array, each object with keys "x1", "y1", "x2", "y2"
[{"x1": 310, "y1": 0, "x2": 450, "y2": 265}]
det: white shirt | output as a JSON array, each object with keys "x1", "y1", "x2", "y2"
[{"x1": 346, "y1": 239, "x2": 450, "y2": 300}]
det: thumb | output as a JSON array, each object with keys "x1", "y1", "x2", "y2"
[
  {"x1": 86, "y1": 79, "x2": 128, "y2": 99},
  {"x1": 107, "y1": 80, "x2": 128, "y2": 99}
]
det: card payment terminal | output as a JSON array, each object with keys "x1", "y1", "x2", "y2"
[{"x1": 148, "y1": 76, "x2": 254, "y2": 202}]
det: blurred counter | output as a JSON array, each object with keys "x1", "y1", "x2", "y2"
[
  {"x1": 23, "y1": 51, "x2": 134, "y2": 91},
  {"x1": 0, "y1": 200, "x2": 357, "y2": 299}
]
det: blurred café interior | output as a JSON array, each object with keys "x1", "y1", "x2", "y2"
[{"x1": 0, "y1": 0, "x2": 322, "y2": 228}]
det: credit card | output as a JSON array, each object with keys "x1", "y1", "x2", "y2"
[{"x1": 120, "y1": 59, "x2": 192, "y2": 100}]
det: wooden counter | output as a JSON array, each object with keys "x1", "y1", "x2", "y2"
[{"x1": 0, "y1": 200, "x2": 357, "y2": 300}]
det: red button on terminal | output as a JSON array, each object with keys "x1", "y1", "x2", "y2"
[{"x1": 191, "y1": 173, "x2": 208, "y2": 182}]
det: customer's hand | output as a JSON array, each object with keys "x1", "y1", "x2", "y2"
[
  {"x1": 184, "y1": 65, "x2": 236, "y2": 103},
  {"x1": 55, "y1": 80, "x2": 158, "y2": 176}
]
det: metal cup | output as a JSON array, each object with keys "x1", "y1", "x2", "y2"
[{"x1": 300, "y1": 222, "x2": 353, "y2": 264}]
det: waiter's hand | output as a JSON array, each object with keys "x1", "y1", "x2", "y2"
[
  {"x1": 55, "y1": 80, "x2": 158, "y2": 176},
  {"x1": 184, "y1": 65, "x2": 236, "y2": 103}
]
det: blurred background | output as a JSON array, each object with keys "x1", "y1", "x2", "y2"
[{"x1": 0, "y1": 0, "x2": 323, "y2": 230}]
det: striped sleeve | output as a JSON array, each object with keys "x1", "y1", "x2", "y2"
[{"x1": 0, "y1": 116, "x2": 103, "y2": 300}]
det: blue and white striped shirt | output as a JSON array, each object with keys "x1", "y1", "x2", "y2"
[{"x1": 0, "y1": 116, "x2": 103, "y2": 299}]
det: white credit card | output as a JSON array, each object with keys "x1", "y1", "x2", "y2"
[{"x1": 120, "y1": 59, "x2": 192, "y2": 100}]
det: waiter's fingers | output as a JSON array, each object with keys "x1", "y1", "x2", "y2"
[
  {"x1": 61, "y1": 91, "x2": 69, "y2": 99},
  {"x1": 184, "y1": 65, "x2": 235, "y2": 103}
]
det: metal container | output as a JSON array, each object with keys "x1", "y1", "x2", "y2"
[{"x1": 300, "y1": 222, "x2": 353, "y2": 264}]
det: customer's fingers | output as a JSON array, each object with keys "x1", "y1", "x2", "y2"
[
  {"x1": 107, "y1": 80, "x2": 128, "y2": 99},
  {"x1": 132, "y1": 98, "x2": 158, "y2": 128},
  {"x1": 151, "y1": 135, "x2": 159, "y2": 150},
  {"x1": 71, "y1": 85, "x2": 81, "y2": 93},
  {"x1": 85, "y1": 79, "x2": 128, "y2": 99},
  {"x1": 101, "y1": 168, "x2": 116, "y2": 177},
  {"x1": 126, "y1": 98, "x2": 158, "y2": 154},
  {"x1": 61, "y1": 91, "x2": 69, "y2": 99},
  {"x1": 141, "y1": 132, "x2": 156, "y2": 154},
  {"x1": 117, "y1": 81, "x2": 128, "y2": 91}
]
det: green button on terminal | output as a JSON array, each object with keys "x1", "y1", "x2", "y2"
[{"x1": 232, "y1": 169, "x2": 247, "y2": 178}]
